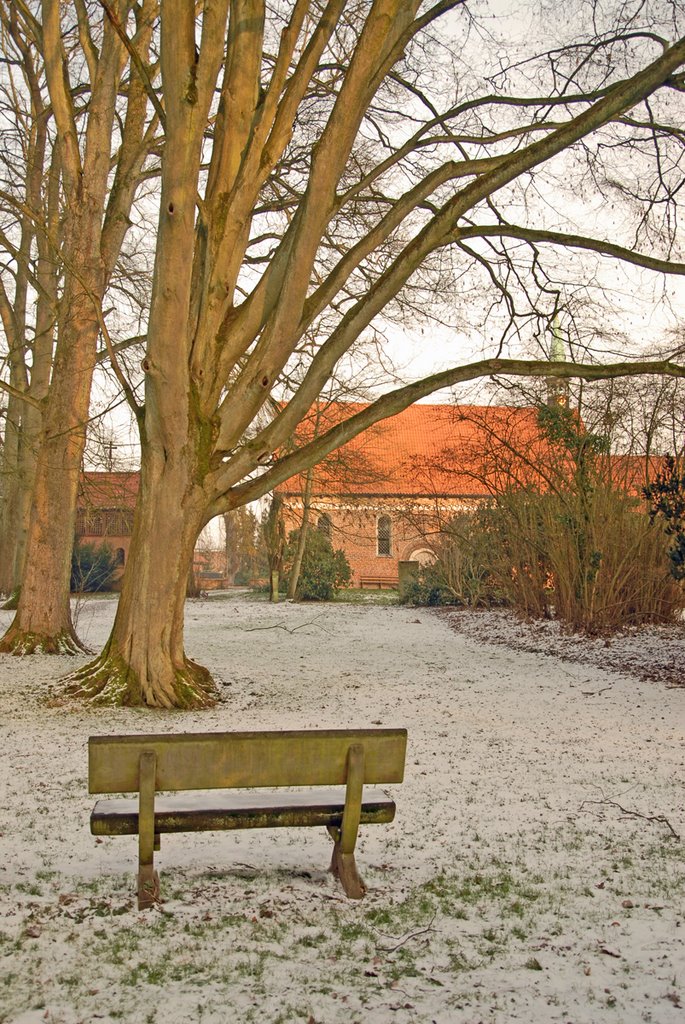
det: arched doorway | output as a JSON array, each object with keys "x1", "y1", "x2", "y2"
[{"x1": 406, "y1": 547, "x2": 436, "y2": 566}]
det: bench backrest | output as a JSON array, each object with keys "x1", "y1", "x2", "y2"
[{"x1": 88, "y1": 729, "x2": 407, "y2": 794}]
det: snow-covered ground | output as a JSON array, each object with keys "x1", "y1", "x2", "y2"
[{"x1": 0, "y1": 595, "x2": 682, "y2": 1024}]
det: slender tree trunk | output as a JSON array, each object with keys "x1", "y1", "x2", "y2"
[
  {"x1": 270, "y1": 570, "x2": 280, "y2": 603},
  {"x1": 0, "y1": 394, "x2": 23, "y2": 598},
  {"x1": 9, "y1": 272, "x2": 57, "y2": 599},
  {"x1": 0, "y1": 327, "x2": 56, "y2": 604},
  {"x1": 287, "y1": 468, "x2": 314, "y2": 600},
  {"x1": 0, "y1": 411, "x2": 41, "y2": 604},
  {"x1": 65, "y1": 437, "x2": 216, "y2": 708},
  {"x1": 0, "y1": 284, "x2": 55, "y2": 603},
  {"x1": 186, "y1": 567, "x2": 201, "y2": 599}
]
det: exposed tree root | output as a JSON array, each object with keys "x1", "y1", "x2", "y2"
[
  {"x1": 62, "y1": 645, "x2": 217, "y2": 709},
  {"x1": 0, "y1": 623, "x2": 87, "y2": 655}
]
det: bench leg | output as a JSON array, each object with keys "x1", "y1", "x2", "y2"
[
  {"x1": 327, "y1": 826, "x2": 366, "y2": 900},
  {"x1": 137, "y1": 751, "x2": 159, "y2": 910},
  {"x1": 137, "y1": 864, "x2": 160, "y2": 910}
]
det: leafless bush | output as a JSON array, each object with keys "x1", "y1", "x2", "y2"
[
  {"x1": 431, "y1": 514, "x2": 500, "y2": 608},
  {"x1": 478, "y1": 483, "x2": 684, "y2": 633}
]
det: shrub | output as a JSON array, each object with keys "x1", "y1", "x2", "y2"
[
  {"x1": 287, "y1": 527, "x2": 351, "y2": 601},
  {"x1": 400, "y1": 562, "x2": 455, "y2": 607},
  {"x1": 401, "y1": 515, "x2": 499, "y2": 608},
  {"x1": 463, "y1": 403, "x2": 685, "y2": 632},
  {"x1": 480, "y1": 484, "x2": 684, "y2": 632},
  {"x1": 407, "y1": 404, "x2": 684, "y2": 631},
  {"x1": 71, "y1": 541, "x2": 119, "y2": 592},
  {"x1": 644, "y1": 456, "x2": 685, "y2": 580}
]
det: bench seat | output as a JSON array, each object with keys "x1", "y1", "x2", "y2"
[{"x1": 91, "y1": 787, "x2": 395, "y2": 835}]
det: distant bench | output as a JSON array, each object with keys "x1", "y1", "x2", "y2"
[
  {"x1": 359, "y1": 576, "x2": 400, "y2": 589},
  {"x1": 88, "y1": 728, "x2": 407, "y2": 909}
]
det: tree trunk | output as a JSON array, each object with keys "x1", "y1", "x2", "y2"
[
  {"x1": 0, "y1": 395, "x2": 46, "y2": 605},
  {"x1": 64, "y1": 438, "x2": 216, "y2": 708},
  {"x1": 0, "y1": 394, "x2": 23, "y2": 599},
  {"x1": 0, "y1": 202, "x2": 102, "y2": 654},
  {"x1": 270, "y1": 570, "x2": 280, "y2": 603},
  {"x1": 1, "y1": 6, "x2": 139, "y2": 653},
  {"x1": 0, "y1": 439, "x2": 36, "y2": 606},
  {"x1": 62, "y1": 4, "x2": 215, "y2": 705},
  {"x1": 0, "y1": 327, "x2": 99, "y2": 653},
  {"x1": 0, "y1": 427, "x2": 85, "y2": 654},
  {"x1": 186, "y1": 567, "x2": 201, "y2": 598},
  {"x1": 287, "y1": 468, "x2": 314, "y2": 600}
]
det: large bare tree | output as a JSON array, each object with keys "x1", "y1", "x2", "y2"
[
  {"x1": 0, "y1": 0, "x2": 159, "y2": 649},
  {"x1": 0, "y1": 7, "x2": 57, "y2": 601},
  {"x1": 2, "y1": 1, "x2": 685, "y2": 705}
]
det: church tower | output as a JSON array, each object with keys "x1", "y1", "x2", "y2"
[{"x1": 547, "y1": 316, "x2": 569, "y2": 407}]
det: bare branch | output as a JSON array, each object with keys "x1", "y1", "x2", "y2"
[
  {"x1": 0, "y1": 378, "x2": 42, "y2": 410},
  {"x1": 100, "y1": 0, "x2": 166, "y2": 129},
  {"x1": 457, "y1": 225, "x2": 685, "y2": 277}
]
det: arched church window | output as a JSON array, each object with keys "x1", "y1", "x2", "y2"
[
  {"x1": 317, "y1": 513, "x2": 332, "y2": 538},
  {"x1": 377, "y1": 515, "x2": 391, "y2": 556}
]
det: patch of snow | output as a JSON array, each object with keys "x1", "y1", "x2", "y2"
[
  {"x1": 442, "y1": 608, "x2": 685, "y2": 689},
  {"x1": 0, "y1": 598, "x2": 682, "y2": 1023}
]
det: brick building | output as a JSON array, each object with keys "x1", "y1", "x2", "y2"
[
  {"x1": 277, "y1": 403, "x2": 547, "y2": 588},
  {"x1": 76, "y1": 471, "x2": 139, "y2": 583},
  {"x1": 75, "y1": 403, "x2": 657, "y2": 592},
  {"x1": 76, "y1": 472, "x2": 230, "y2": 589}
]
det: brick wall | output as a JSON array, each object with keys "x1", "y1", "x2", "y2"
[{"x1": 282, "y1": 497, "x2": 476, "y2": 587}]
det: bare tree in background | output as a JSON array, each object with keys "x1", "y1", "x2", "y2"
[
  {"x1": 0, "y1": 12, "x2": 57, "y2": 602},
  {"x1": 224, "y1": 506, "x2": 259, "y2": 584},
  {"x1": 0, "y1": 0, "x2": 159, "y2": 650}
]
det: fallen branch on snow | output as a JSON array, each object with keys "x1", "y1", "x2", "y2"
[
  {"x1": 580, "y1": 799, "x2": 680, "y2": 840},
  {"x1": 377, "y1": 913, "x2": 437, "y2": 953},
  {"x1": 243, "y1": 615, "x2": 330, "y2": 635}
]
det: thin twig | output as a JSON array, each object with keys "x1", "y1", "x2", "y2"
[
  {"x1": 377, "y1": 913, "x2": 436, "y2": 953},
  {"x1": 243, "y1": 615, "x2": 329, "y2": 635},
  {"x1": 580, "y1": 799, "x2": 680, "y2": 839}
]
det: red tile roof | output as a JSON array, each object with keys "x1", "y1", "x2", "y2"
[
  {"x1": 76, "y1": 411, "x2": 661, "y2": 509},
  {"x1": 78, "y1": 471, "x2": 140, "y2": 509},
  {"x1": 279, "y1": 402, "x2": 551, "y2": 498}
]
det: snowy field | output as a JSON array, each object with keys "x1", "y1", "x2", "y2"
[{"x1": 0, "y1": 595, "x2": 682, "y2": 1024}]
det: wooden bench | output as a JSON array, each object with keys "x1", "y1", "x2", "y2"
[
  {"x1": 359, "y1": 576, "x2": 400, "y2": 589},
  {"x1": 88, "y1": 728, "x2": 407, "y2": 909}
]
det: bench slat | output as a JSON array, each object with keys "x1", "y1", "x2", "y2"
[
  {"x1": 89, "y1": 729, "x2": 407, "y2": 793},
  {"x1": 91, "y1": 787, "x2": 396, "y2": 835}
]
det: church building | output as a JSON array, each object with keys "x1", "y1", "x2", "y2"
[{"x1": 277, "y1": 402, "x2": 549, "y2": 587}]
